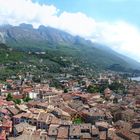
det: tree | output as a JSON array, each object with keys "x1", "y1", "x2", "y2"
[
  {"x1": 108, "y1": 82, "x2": 125, "y2": 93},
  {"x1": 23, "y1": 95, "x2": 32, "y2": 102},
  {"x1": 13, "y1": 99, "x2": 21, "y2": 104},
  {"x1": 32, "y1": 76, "x2": 41, "y2": 83},
  {"x1": 6, "y1": 93, "x2": 13, "y2": 101},
  {"x1": 49, "y1": 79, "x2": 62, "y2": 89},
  {"x1": 73, "y1": 117, "x2": 83, "y2": 124},
  {"x1": 64, "y1": 88, "x2": 68, "y2": 93},
  {"x1": 113, "y1": 98, "x2": 118, "y2": 104},
  {"x1": 6, "y1": 84, "x2": 12, "y2": 90},
  {"x1": 87, "y1": 85, "x2": 99, "y2": 93}
]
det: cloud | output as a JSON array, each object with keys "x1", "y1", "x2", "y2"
[
  {"x1": 0, "y1": 0, "x2": 58, "y2": 27},
  {"x1": 93, "y1": 21, "x2": 140, "y2": 61},
  {"x1": 0, "y1": 0, "x2": 140, "y2": 61}
]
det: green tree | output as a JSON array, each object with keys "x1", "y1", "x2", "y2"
[
  {"x1": 6, "y1": 84, "x2": 12, "y2": 90},
  {"x1": 32, "y1": 76, "x2": 41, "y2": 83},
  {"x1": 50, "y1": 79, "x2": 62, "y2": 89},
  {"x1": 87, "y1": 85, "x2": 99, "y2": 93},
  {"x1": 23, "y1": 95, "x2": 32, "y2": 102},
  {"x1": 6, "y1": 93, "x2": 13, "y2": 101},
  {"x1": 64, "y1": 88, "x2": 68, "y2": 93},
  {"x1": 73, "y1": 117, "x2": 84, "y2": 124},
  {"x1": 13, "y1": 99, "x2": 21, "y2": 104},
  {"x1": 108, "y1": 82, "x2": 125, "y2": 93}
]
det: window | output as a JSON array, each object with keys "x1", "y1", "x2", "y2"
[{"x1": 81, "y1": 129, "x2": 90, "y2": 133}]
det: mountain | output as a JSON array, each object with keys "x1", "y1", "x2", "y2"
[{"x1": 0, "y1": 23, "x2": 140, "y2": 72}]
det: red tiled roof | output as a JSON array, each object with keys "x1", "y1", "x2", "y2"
[
  {"x1": 0, "y1": 130, "x2": 6, "y2": 140},
  {"x1": 0, "y1": 109, "x2": 9, "y2": 114},
  {"x1": 12, "y1": 95, "x2": 23, "y2": 99},
  {"x1": 6, "y1": 79, "x2": 13, "y2": 83},
  {"x1": 57, "y1": 126, "x2": 69, "y2": 139}
]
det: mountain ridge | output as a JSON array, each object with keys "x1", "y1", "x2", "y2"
[{"x1": 0, "y1": 23, "x2": 140, "y2": 71}]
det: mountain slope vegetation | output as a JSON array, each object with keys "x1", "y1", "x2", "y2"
[{"x1": 0, "y1": 23, "x2": 140, "y2": 73}]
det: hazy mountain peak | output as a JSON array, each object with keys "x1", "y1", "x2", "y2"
[
  {"x1": 19, "y1": 23, "x2": 33, "y2": 29},
  {"x1": 38, "y1": 25, "x2": 46, "y2": 30}
]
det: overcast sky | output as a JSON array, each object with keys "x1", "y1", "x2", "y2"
[{"x1": 0, "y1": 0, "x2": 140, "y2": 61}]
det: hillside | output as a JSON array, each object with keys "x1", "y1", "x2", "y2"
[
  {"x1": 0, "y1": 43, "x2": 69, "y2": 81},
  {"x1": 0, "y1": 23, "x2": 140, "y2": 72}
]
